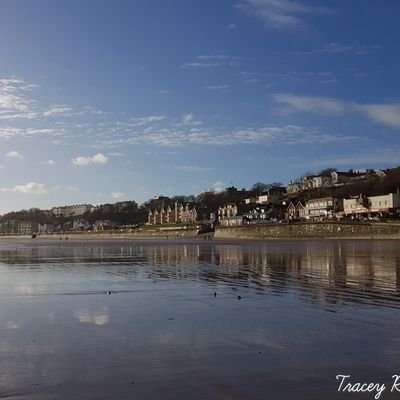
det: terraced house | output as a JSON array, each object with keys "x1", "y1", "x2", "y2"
[{"x1": 148, "y1": 203, "x2": 198, "y2": 225}]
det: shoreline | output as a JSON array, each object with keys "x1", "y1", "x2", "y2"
[{"x1": 2, "y1": 221, "x2": 400, "y2": 241}]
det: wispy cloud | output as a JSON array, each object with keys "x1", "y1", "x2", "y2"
[
  {"x1": 355, "y1": 104, "x2": 400, "y2": 129},
  {"x1": 175, "y1": 165, "x2": 214, "y2": 172},
  {"x1": 197, "y1": 54, "x2": 231, "y2": 60},
  {"x1": 129, "y1": 115, "x2": 165, "y2": 126},
  {"x1": 52, "y1": 185, "x2": 79, "y2": 192},
  {"x1": 181, "y1": 62, "x2": 221, "y2": 69},
  {"x1": 237, "y1": 0, "x2": 334, "y2": 30},
  {"x1": 41, "y1": 159, "x2": 55, "y2": 165},
  {"x1": 97, "y1": 124, "x2": 355, "y2": 148},
  {"x1": 107, "y1": 152, "x2": 124, "y2": 157},
  {"x1": 0, "y1": 182, "x2": 47, "y2": 194},
  {"x1": 72, "y1": 153, "x2": 109, "y2": 166},
  {"x1": 181, "y1": 54, "x2": 239, "y2": 69},
  {"x1": 111, "y1": 192, "x2": 125, "y2": 199},
  {"x1": 264, "y1": 70, "x2": 335, "y2": 84},
  {"x1": 0, "y1": 78, "x2": 39, "y2": 120},
  {"x1": 66, "y1": 185, "x2": 79, "y2": 192},
  {"x1": 43, "y1": 106, "x2": 74, "y2": 117},
  {"x1": 274, "y1": 93, "x2": 345, "y2": 115},
  {"x1": 0, "y1": 127, "x2": 58, "y2": 139},
  {"x1": 226, "y1": 23, "x2": 237, "y2": 30},
  {"x1": 290, "y1": 42, "x2": 380, "y2": 56},
  {"x1": 295, "y1": 148, "x2": 400, "y2": 169},
  {"x1": 204, "y1": 84, "x2": 229, "y2": 91},
  {"x1": 273, "y1": 93, "x2": 400, "y2": 129},
  {"x1": 6, "y1": 150, "x2": 23, "y2": 158}
]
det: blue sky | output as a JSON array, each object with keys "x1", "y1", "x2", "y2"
[{"x1": 0, "y1": 0, "x2": 399, "y2": 213}]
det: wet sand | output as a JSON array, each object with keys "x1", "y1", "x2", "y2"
[{"x1": 1, "y1": 239, "x2": 400, "y2": 399}]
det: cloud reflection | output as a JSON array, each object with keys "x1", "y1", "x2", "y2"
[
  {"x1": 73, "y1": 308, "x2": 110, "y2": 326},
  {"x1": 6, "y1": 321, "x2": 20, "y2": 329}
]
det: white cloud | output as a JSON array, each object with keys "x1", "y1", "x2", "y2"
[
  {"x1": 211, "y1": 181, "x2": 225, "y2": 193},
  {"x1": 111, "y1": 192, "x2": 125, "y2": 199},
  {"x1": 72, "y1": 153, "x2": 109, "y2": 166},
  {"x1": 0, "y1": 78, "x2": 39, "y2": 119},
  {"x1": 182, "y1": 113, "x2": 203, "y2": 126},
  {"x1": 274, "y1": 93, "x2": 346, "y2": 115},
  {"x1": 355, "y1": 104, "x2": 400, "y2": 129},
  {"x1": 41, "y1": 160, "x2": 55, "y2": 165},
  {"x1": 181, "y1": 62, "x2": 221, "y2": 68},
  {"x1": 237, "y1": 0, "x2": 333, "y2": 30},
  {"x1": 6, "y1": 150, "x2": 23, "y2": 158},
  {"x1": 0, "y1": 182, "x2": 47, "y2": 194},
  {"x1": 226, "y1": 23, "x2": 237, "y2": 29},
  {"x1": 43, "y1": 106, "x2": 74, "y2": 117}
]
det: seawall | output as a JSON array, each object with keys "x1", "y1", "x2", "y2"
[
  {"x1": 4, "y1": 222, "x2": 400, "y2": 241},
  {"x1": 214, "y1": 221, "x2": 400, "y2": 240},
  {"x1": 1, "y1": 228, "x2": 199, "y2": 241}
]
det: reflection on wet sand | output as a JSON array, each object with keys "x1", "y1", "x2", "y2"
[
  {"x1": 3, "y1": 240, "x2": 399, "y2": 306},
  {"x1": 1, "y1": 239, "x2": 400, "y2": 399}
]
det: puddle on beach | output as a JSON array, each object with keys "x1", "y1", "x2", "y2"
[{"x1": 1, "y1": 239, "x2": 400, "y2": 399}]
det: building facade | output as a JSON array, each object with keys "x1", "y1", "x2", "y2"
[
  {"x1": 305, "y1": 197, "x2": 343, "y2": 220},
  {"x1": 52, "y1": 204, "x2": 93, "y2": 217},
  {"x1": 148, "y1": 203, "x2": 198, "y2": 225},
  {"x1": 343, "y1": 193, "x2": 400, "y2": 216}
]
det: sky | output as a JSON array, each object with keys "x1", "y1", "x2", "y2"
[{"x1": 0, "y1": 0, "x2": 400, "y2": 213}]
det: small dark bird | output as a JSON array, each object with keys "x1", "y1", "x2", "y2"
[
  {"x1": 214, "y1": 292, "x2": 217, "y2": 297},
  {"x1": 107, "y1": 291, "x2": 111, "y2": 295},
  {"x1": 237, "y1": 295, "x2": 242, "y2": 300}
]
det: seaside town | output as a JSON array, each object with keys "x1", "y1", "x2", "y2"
[{"x1": 1, "y1": 166, "x2": 400, "y2": 235}]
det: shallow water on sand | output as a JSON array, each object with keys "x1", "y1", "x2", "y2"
[{"x1": 1, "y1": 239, "x2": 400, "y2": 399}]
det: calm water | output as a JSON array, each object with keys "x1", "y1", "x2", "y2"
[{"x1": 1, "y1": 239, "x2": 400, "y2": 400}]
